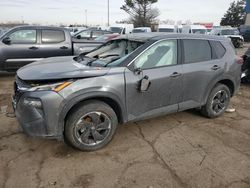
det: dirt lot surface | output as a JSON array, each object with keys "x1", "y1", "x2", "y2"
[{"x1": 0, "y1": 47, "x2": 250, "y2": 188}]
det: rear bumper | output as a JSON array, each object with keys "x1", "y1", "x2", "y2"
[{"x1": 14, "y1": 90, "x2": 64, "y2": 138}]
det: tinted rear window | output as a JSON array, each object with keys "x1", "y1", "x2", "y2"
[
  {"x1": 210, "y1": 41, "x2": 226, "y2": 59},
  {"x1": 183, "y1": 39, "x2": 212, "y2": 64},
  {"x1": 42, "y1": 30, "x2": 65, "y2": 43},
  {"x1": 158, "y1": 28, "x2": 174, "y2": 32}
]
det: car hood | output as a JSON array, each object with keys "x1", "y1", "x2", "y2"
[{"x1": 17, "y1": 56, "x2": 110, "y2": 81}]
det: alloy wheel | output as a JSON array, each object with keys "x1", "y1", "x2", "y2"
[
  {"x1": 211, "y1": 90, "x2": 229, "y2": 114},
  {"x1": 74, "y1": 111, "x2": 111, "y2": 146}
]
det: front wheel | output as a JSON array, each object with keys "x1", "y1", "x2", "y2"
[
  {"x1": 64, "y1": 100, "x2": 118, "y2": 151},
  {"x1": 201, "y1": 84, "x2": 231, "y2": 118}
]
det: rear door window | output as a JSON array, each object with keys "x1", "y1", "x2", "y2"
[
  {"x1": 210, "y1": 41, "x2": 226, "y2": 59},
  {"x1": 41, "y1": 30, "x2": 65, "y2": 43},
  {"x1": 183, "y1": 39, "x2": 212, "y2": 64}
]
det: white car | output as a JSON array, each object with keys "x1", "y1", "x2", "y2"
[
  {"x1": 182, "y1": 25, "x2": 207, "y2": 34},
  {"x1": 210, "y1": 27, "x2": 244, "y2": 48},
  {"x1": 132, "y1": 27, "x2": 152, "y2": 33},
  {"x1": 108, "y1": 24, "x2": 134, "y2": 34},
  {"x1": 158, "y1": 25, "x2": 178, "y2": 33}
]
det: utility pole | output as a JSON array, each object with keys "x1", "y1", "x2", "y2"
[
  {"x1": 85, "y1": 9, "x2": 88, "y2": 27},
  {"x1": 107, "y1": 0, "x2": 110, "y2": 26}
]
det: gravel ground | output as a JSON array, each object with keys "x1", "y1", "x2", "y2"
[{"x1": 0, "y1": 47, "x2": 250, "y2": 188}]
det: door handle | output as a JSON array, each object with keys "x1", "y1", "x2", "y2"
[
  {"x1": 211, "y1": 65, "x2": 221, "y2": 71},
  {"x1": 170, "y1": 72, "x2": 182, "y2": 78},
  {"x1": 29, "y1": 46, "x2": 39, "y2": 50},
  {"x1": 60, "y1": 46, "x2": 68, "y2": 50}
]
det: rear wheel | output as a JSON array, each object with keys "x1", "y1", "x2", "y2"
[
  {"x1": 201, "y1": 84, "x2": 231, "y2": 118},
  {"x1": 64, "y1": 100, "x2": 118, "y2": 151}
]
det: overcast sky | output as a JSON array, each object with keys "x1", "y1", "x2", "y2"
[{"x1": 0, "y1": 0, "x2": 234, "y2": 26}]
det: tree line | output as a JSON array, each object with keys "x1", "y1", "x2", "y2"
[{"x1": 120, "y1": 0, "x2": 247, "y2": 28}]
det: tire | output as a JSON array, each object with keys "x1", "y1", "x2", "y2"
[
  {"x1": 201, "y1": 84, "x2": 231, "y2": 118},
  {"x1": 64, "y1": 100, "x2": 118, "y2": 151}
]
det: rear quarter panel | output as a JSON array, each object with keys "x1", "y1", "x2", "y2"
[{"x1": 202, "y1": 40, "x2": 241, "y2": 104}]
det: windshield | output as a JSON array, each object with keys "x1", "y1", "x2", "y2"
[
  {"x1": 192, "y1": 29, "x2": 206, "y2": 34},
  {"x1": 221, "y1": 29, "x2": 239, "y2": 35},
  {"x1": 78, "y1": 39, "x2": 143, "y2": 67},
  {"x1": 107, "y1": 54, "x2": 131, "y2": 67},
  {"x1": 109, "y1": 27, "x2": 123, "y2": 34},
  {"x1": 158, "y1": 28, "x2": 174, "y2": 32}
]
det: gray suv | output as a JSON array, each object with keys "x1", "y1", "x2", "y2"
[{"x1": 13, "y1": 33, "x2": 242, "y2": 151}]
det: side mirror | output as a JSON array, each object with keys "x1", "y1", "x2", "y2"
[
  {"x1": 217, "y1": 33, "x2": 221, "y2": 36},
  {"x1": 76, "y1": 35, "x2": 81, "y2": 39},
  {"x1": 2, "y1": 37, "x2": 11, "y2": 44},
  {"x1": 139, "y1": 75, "x2": 151, "y2": 92}
]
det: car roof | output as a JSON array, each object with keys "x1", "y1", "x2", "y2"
[
  {"x1": 114, "y1": 32, "x2": 228, "y2": 42},
  {"x1": 10, "y1": 25, "x2": 68, "y2": 31}
]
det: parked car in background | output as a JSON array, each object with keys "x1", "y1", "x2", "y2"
[
  {"x1": 94, "y1": 33, "x2": 120, "y2": 42},
  {"x1": 73, "y1": 29, "x2": 112, "y2": 40},
  {"x1": 65, "y1": 26, "x2": 87, "y2": 35},
  {"x1": 182, "y1": 25, "x2": 207, "y2": 34},
  {"x1": 207, "y1": 28, "x2": 212, "y2": 34},
  {"x1": 108, "y1": 24, "x2": 134, "y2": 34},
  {"x1": 210, "y1": 27, "x2": 244, "y2": 48},
  {"x1": 132, "y1": 27, "x2": 151, "y2": 33},
  {"x1": 239, "y1": 25, "x2": 250, "y2": 42},
  {"x1": 0, "y1": 26, "x2": 106, "y2": 71},
  {"x1": 13, "y1": 33, "x2": 241, "y2": 151},
  {"x1": 0, "y1": 29, "x2": 3, "y2": 37},
  {"x1": 158, "y1": 25, "x2": 178, "y2": 33}
]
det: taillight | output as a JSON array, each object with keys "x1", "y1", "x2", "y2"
[{"x1": 236, "y1": 57, "x2": 244, "y2": 65}]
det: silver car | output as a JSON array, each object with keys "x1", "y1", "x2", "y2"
[{"x1": 13, "y1": 33, "x2": 242, "y2": 151}]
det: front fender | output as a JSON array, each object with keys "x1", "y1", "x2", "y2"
[{"x1": 57, "y1": 89, "x2": 127, "y2": 136}]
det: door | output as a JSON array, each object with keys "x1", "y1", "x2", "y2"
[
  {"x1": 125, "y1": 39, "x2": 183, "y2": 121},
  {"x1": 38, "y1": 29, "x2": 71, "y2": 58},
  {"x1": 180, "y1": 39, "x2": 226, "y2": 110},
  {"x1": 2, "y1": 29, "x2": 40, "y2": 69}
]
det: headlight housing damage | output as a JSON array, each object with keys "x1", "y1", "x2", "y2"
[{"x1": 19, "y1": 81, "x2": 73, "y2": 92}]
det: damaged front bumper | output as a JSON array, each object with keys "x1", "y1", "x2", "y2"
[{"x1": 14, "y1": 89, "x2": 64, "y2": 138}]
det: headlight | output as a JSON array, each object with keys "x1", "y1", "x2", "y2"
[
  {"x1": 23, "y1": 98, "x2": 42, "y2": 108},
  {"x1": 27, "y1": 81, "x2": 73, "y2": 92}
]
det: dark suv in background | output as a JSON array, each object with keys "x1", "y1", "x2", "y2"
[{"x1": 13, "y1": 33, "x2": 242, "y2": 151}]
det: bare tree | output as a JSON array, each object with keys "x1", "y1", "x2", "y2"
[{"x1": 120, "y1": 0, "x2": 160, "y2": 27}]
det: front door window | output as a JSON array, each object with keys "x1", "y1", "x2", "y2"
[
  {"x1": 134, "y1": 40, "x2": 177, "y2": 70},
  {"x1": 9, "y1": 30, "x2": 36, "y2": 44}
]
